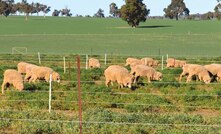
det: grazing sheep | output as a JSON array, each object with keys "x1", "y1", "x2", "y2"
[
  {"x1": 29, "y1": 66, "x2": 60, "y2": 83},
  {"x1": 24, "y1": 64, "x2": 38, "y2": 82},
  {"x1": 2, "y1": 69, "x2": 24, "y2": 94},
  {"x1": 125, "y1": 57, "x2": 140, "y2": 66},
  {"x1": 104, "y1": 65, "x2": 134, "y2": 88},
  {"x1": 131, "y1": 65, "x2": 162, "y2": 83},
  {"x1": 204, "y1": 64, "x2": 221, "y2": 81},
  {"x1": 17, "y1": 62, "x2": 30, "y2": 74},
  {"x1": 179, "y1": 64, "x2": 211, "y2": 84},
  {"x1": 141, "y1": 57, "x2": 159, "y2": 67},
  {"x1": 174, "y1": 60, "x2": 186, "y2": 68},
  {"x1": 89, "y1": 58, "x2": 100, "y2": 68},
  {"x1": 166, "y1": 58, "x2": 186, "y2": 68},
  {"x1": 130, "y1": 60, "x2": 144, "y2": 70}
]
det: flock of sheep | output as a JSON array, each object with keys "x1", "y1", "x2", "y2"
[
  {"x1": 91, "y1": 57, "x2": 221, "y2": 89},
  {"x1": 1, "y1": 62, "x2": 60, "y2": 94},
  {"x1": 2, "y1": 57, "x2": 221, "y2": 94}
]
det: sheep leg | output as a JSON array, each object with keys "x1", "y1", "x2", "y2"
[
  {"x1": 133, "y1": 75, "x2": 137, "y2": 84},
  {"x1": 28, "y1": 76, "x2": 34, "y2": 83},
  {"x1": 1, "y1": 82, "x2": 6, "y2": 94},
  {"x1": 24, "y1": 74, "x2": 31, "y2": 82},
  {"x1": 186, "y1": 74, "x2": 193, "y2": 83},
  {"x1": 148, "y1": 76, "x2": 151, "y2": 83},
  {"x1": 105, "y1": 79, "x2": 111, "y2": 87},
  {"x1": 31, "y1": 76, "x2": 38, "y2": 83},
  {"x1": 216, "y1": 76, "x2": 220, "y2": 82}
]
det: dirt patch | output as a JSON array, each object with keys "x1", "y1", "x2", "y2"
[{"x1": 192, "y1": 109, "x2": 220, "y2": 117}]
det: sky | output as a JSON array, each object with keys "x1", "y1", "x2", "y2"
[{"x1": 14, "y1": 0, "x2": 219, "y2": 16}]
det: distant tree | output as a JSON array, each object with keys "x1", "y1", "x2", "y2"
[
  {"x1": 41, "y1": 5, "x2": 50, "y2": 18},
  {"x1": 201, "y1": 12, "x2": 214, "y2": 20},
  {"x1": 120, "y1": 0, "x2": 149, "y2": 28},
  {"x1": 183, "y1": 8, "x2": 190, "y2": 16},
  {"x1": 60, "y1": 8, "x2": 72, "y2": 17},
  {"x1": 0, "y1": 0, "x2": 11, "y2": 17},
  {"x1": 109, "y1": 2, "x2": 120, "y2": 18},
  {"x1": 214, "y1": 0, "x2": 221, "y2": 19},
  {"x1": 94, "y1": 8, "x2": 105, "y2": 18},
  {"x1": 30, "y1": 2, "x2": 40, "y2": 15},
  {"x1": 164, "y1": 0, "x2": 189, "y2": 20},
  {"x1": 20, "y1": 0, "x2": 33, "y2": 20},
  {"x1": 52, "y1": 9, "x2": 60, "y2": 16},
  {"x1": 85, "y1": 15, "x2": 91, "y2": 17}
]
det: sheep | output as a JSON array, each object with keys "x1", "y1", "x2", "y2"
[
  {"x1": 131, "y1": 65, "x2": 162, "y2": 83},
  {"x1": 28, "y1": 66, "x2": 60, "y2": 83},
  {"x1": 204, "y1": 64, "x2": 221, "y2": 81},
  {"x1": 104, "y1": 65, "x2": 134, "y2": 88},
  {"x1": 89, "y1": 58, "x2": 101, "y2": 68},
  {"x1": 2, "y1": 69, "x2": 24, "y2": 94},
  {"x1": 179, "y1": 64, "x2": 211, "y2": 84},
  {"x1": 125, "y1": 57, "x2": 140, "y2": 66},
  {"x1": 24, "y1": 64, "x2": 38, "y2": 82},
  {"x1": 17, "y1": 62, "x2": 30, "y2": 74},
  {"x1": 166, "y1": 58, "x2": 186, "y2": 68},
  {"x1": 140, "y1": 57, "x2": 159, "y2": 67}
]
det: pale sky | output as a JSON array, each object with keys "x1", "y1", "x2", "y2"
[{"x1": 14, "y1": 0, "x2": 219, "y2": 16}]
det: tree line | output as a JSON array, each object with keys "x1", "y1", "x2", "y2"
[
  {"x1": 1, "y1": 0, "x2": 221, "y2": 27},
  {"x1": 0, "y1": 0, "x2": 72, "y2": 20}
]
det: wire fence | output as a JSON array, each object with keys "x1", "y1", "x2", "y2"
[{"x1": 1, "y1": 54, "x2": 221, "y2": 132}]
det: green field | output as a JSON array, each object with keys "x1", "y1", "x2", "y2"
[
  {"x1": 1, "y1": 17, "x2": 221, "y2": 133},
  {"x1": 0, "y1": 16, "x2": 221, "y2": 56}
]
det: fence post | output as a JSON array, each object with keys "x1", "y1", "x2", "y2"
[
  {"x1": 77, "y1": 55, "x2": 83, "y2": 134},
  {"x1": 68, "y1": 61, "x2": 71, "y2": 80},
  {"x1": 86, "y1": 54, "x2": 88, "y2": 70},
  {"x1": 49, "y1": 74, "x2": 52, "y2": 113},
  {"x1": 166, "y1": 54, "x2": 168, "y2": 61},
  {"x1": 161, "y1": 56, "x2": 164, "y2": 70},
  {"x1": 104, "y1": 53, "x2": 107, "y2": 65},
  {"x1": 38, "y1": 52, "x2": 41, "y2": 65},
  {"x1": 63, "y1": 56, "x2": 66, "y2": 74}
]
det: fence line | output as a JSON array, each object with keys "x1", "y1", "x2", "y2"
[
  {"x1": 4, "y1": 90, "x2": 221, "y2": 98},
  {"x1": 1, "y1": 117, "x2": 221, "y2": 128},
  {"x1": 1, "y1": 80, "x2": 221, "y2": 85},
  {"x1": 1, "y1": 99, "x2": 221, "y2": 109}
]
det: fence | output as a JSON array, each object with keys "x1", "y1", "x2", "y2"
[{"x1": 1, "y1": 53, "x2": 221, "y2": 133}]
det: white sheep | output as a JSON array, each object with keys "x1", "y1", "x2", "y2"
[
  {"x1": 17, "y1": 62, "x2": 30, "y2": 74},
  {"x1": 29, "y1": 66, "x2": 60, "y2": 83},
  {"x1": 89, "y1": 58, "x2": 101, "y2": 68},
  {"x1": 104, "y1": 65, "x2": 134, "y2": 88},
  {"x1": 2, "y1": 69, "x2": 24, "y2": 94}
]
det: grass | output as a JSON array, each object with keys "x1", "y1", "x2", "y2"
[
  {"x1": 0, "y1": 54, "x2": 221, "y2": 133},
  {"x1": 0, "y1": 16, "x2": 221, "y2": 56},
  {"x1": 0, "y1": 16, "x2": 221, "y2": 133}
]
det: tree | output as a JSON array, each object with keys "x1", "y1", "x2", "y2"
[
  {"x1": 40, "y1": 4, "x2": 50, "y2": 18},
  {"x1": 60, "y1": 8, "x2": 72, "y2": 16},
  {"x1": 52, "y1": 9, "x2": 60, "y2": 16},
  {"x1": 164, "y1": 0, "x2": 189, "y2": 20},
  {"x1": 109, "y1": 2, "x2": 120, "y2": 18},
  {"x1": 120, "y1": 0, "x2": 149, "y2": 28},
  {"x1": 94, "y1": 8, "x2": 104, "y2": 18},
  {"x1": 214, "y1": 3, "x2": 221, "y2": 19},
  {"x1": 20, "y1": 0, "x2": 33, "y2": 20}
]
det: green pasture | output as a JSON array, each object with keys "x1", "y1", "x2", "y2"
[
  {"x1": 1, "y1": 16, "x2": 221, "y2": 133},
  {"x1": 0, "y1": 54, "x2": 221, "y2": 133},
  {"x1": 0, "y1": 16, "x2": 221, "y2": 56}
]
